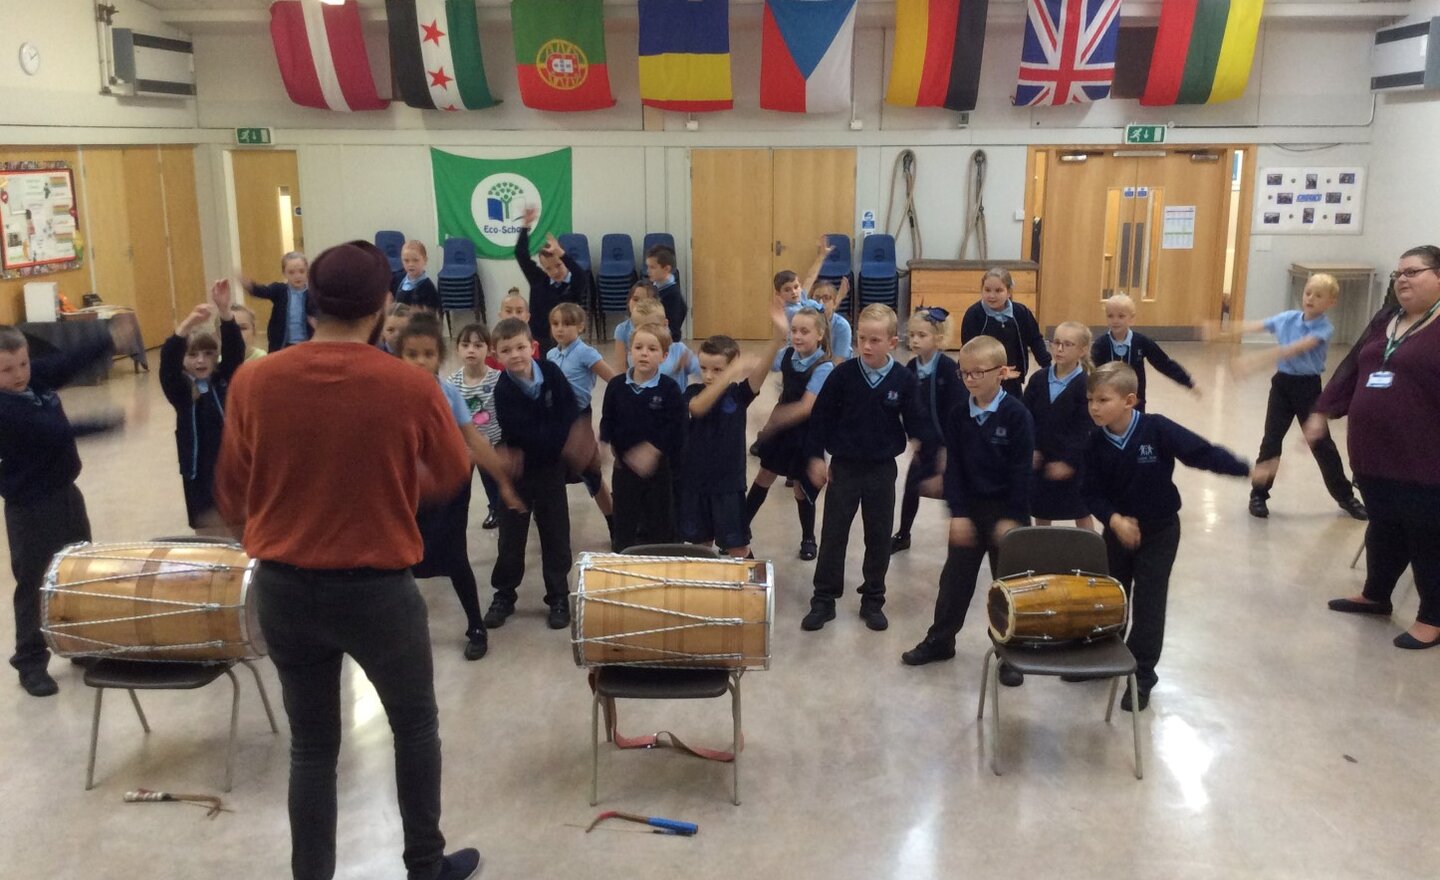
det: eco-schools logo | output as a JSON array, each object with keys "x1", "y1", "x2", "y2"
[{"x1": 470, "y1": 172, "x2": 541, "y2": 250}]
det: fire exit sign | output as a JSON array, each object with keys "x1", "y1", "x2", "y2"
[
  {"x1": 1124, "y1": 124, "x2": 1167, "y2": 145},
  {"x1": 235, "y1": 127, "x2": 273, "y2": 146}
]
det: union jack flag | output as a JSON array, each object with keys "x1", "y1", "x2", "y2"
[{"x1": 1015, "y1": 0, "x2": 1122, "y2": 106}]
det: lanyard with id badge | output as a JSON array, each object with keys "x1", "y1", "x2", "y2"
[{"x1": 1370, "y1": 298, "x2": 1440, "y2": 389}]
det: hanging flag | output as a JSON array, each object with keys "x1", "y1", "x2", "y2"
[
  {"x1": 269, "y1": 0, "x2": 389, "y2": 111},
  {"x1": 387, "y1": 0, "x2": 498, "y2": 111},
  {"x1": 1110, "y1": 26, "x2": 1158, "y2": 100},
  {"x1": 511, "y1": 0, "x2": 615, "y2": 111},
  {"x1": 637, "y1": 0, "x2": 733, "y2": 112},
  {"x1": 1014, "y1": 0, "x2": 1122, "y2": 106},
  {"x1": 760, "y1": 0, "x2": 857, "y2": 114},
  {"x1": 431, "y1": 148, "x2": 573, "y2": 260},
  {"x1": 886, "y1": 0, "x2": 989, "y2": 113},
  {"x1": 1142, "y1": 0, "x2": 1265, "y2": 106}
]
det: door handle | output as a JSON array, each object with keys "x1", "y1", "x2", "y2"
[
  {"x1": 1102, "y1": 253, "x2": 1113, "y2": 298},
  {"x1": 774, "y1": 240, "x2": 783, "y2": 257},
  {"x1": 1131, "y1": 223, "x2": 1145, "y2": 289},
  {"x1": 1117, "y1": 223, "x2": 1132, "y2": 292}
]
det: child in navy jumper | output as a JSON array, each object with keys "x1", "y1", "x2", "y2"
[
  {"x1": 389, "y1": 240, "x2": 441, "y2": 312},
  {"x1": 1082, "y1": 362, "x2": 1272, "y2": 711},
  {"x1": 601, "y1": 320, "x2": 687, "y2": 551},
  {"x1": 892, "y1": 306, "x2": 962, "y2": 552},
  {"x1": 1022, "y1": 321, "x2": 1095, "y2": 529},
  {"x1": 680, "y1": 298, "x2": 788, "y2": 557},
  {"x1": 548, "y1": 303, "x2": 618, "y2": 535},
  {"x1": 488, "y1": 318, "x2": 581, "y2": 631},
  {"x1": 243, "y1": 250, "x2": 314, "y2": 352},
  {"x1": 514, "y1": 207, "x2": 588, "y2": 353},
  {"x1": 903, "y1": 336, "x2": 1034, "y2": 668},
  {"x1": 644, "y1": 244, "x2": 688, "y2": 344},
  {"x1": 959, "y1": 267, "x2": 1049, "y2": 397},
  {"x1": 1091, "y1": 293, "x2": 1200, "y2": 410},
  {"x1": 159, "y1": 280, "x2": 246, "y2": 535},
  {"x1": 803, "y1": 304, "x2": 935, "y2": 633},
  {"x1": 1, "y1": 323, "x2": 127, "y2": 696}
]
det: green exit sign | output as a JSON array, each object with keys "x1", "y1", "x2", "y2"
[
  {"x1": 1124, "y1": 124, "x2": 1167, "y2": 145},
  {"x1": 235, "y1": 127, "x2": 273, "y2": 146}
]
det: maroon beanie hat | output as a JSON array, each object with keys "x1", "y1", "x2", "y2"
[{"x1": 307, "y1": 240, "x2": 391, "y2": 320}]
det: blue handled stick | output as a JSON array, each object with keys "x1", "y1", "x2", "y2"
[{"x1": 586, "y1": 811, "x2": 698, "y2": 836}]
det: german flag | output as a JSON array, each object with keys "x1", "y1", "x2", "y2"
[
  {"x1": 885, "y1": 0, "x2": 990, "y2": 113},
  {"x1": 1141, "y1": 0, "x2": 1264, "y2": 106}
]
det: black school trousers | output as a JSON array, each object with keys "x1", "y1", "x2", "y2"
[
  {"x1": 491, "y1": 460, "x2": 571, "y2": 608},
  {"x1": 1104, "y1": 516, "x2": 1181, "y2": 692},
  {"x1": 1253, "y1": 372, "x2": 1355, "y2": 503},
  {"x1": 813, "y1": 456, "x2": 898, "y2": 610},
  {"x1": 924, "y1": 499, "x2": 1012, "y2": 647},
  {"x1": 6, "y1": 483, "x2": 91, "y2": 674},
  {"x1": 1358, "y1": 478, "x2": 1440, "y2": 626},
  {"x1": 611, "y1": 458, "x2": 675, "y2": 552}
]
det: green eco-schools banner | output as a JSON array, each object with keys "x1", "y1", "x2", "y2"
[{"x1": 431, "y1": 147, "x2": 572, "y2": 259}]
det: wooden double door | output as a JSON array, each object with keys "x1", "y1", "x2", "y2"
[
  {"x1": 691, "y1": 149, "x2": 855, "y2": 339},
  {"x1": 231, "y1": 150, "x2": 304, "y2": 335}
]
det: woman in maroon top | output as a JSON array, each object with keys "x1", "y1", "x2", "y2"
[{"x1": 1308, "y1": 245, "x2": 1440, "y2": 650}]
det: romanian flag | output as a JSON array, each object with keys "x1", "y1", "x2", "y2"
[
  {"x1": 638, "y1": 0, "x2": 733, "y2": 112},
  {"x1": 1141, "y1": 0, "x2": 1265, "y2": 106},
  {"x1": 760, "y1": 0, "x2": 858, "y2": 114},
  {"x1": 511, "y1": 0, "x2": 616, "y2": 111},
  {"x1": 886, "y1": 0, "x2": 990, "y2": 112}
]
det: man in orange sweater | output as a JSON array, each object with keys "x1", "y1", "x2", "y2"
[{"x1": 216, "y1": 241, "x2": 481, "y2": 880}]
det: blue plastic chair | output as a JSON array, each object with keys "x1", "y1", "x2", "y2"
[
  {"x1": 643, "y1": 232, "x2": 676, "y2": 258},
  {"x1": 597, "y1": 234, "x2": 639, "y2": 313},
  {"x1": 558, "y1": 233, "x2": 592, "y2": 275},
  {"x1": 437, "y1": 237, "x2": 484, "y2": 324},
  {"x1": 375, "y1": 230, "x2": 406, "y2": 274},
  {"x1": 820, "y1": 234, "x2": 852, "y2": 279}
]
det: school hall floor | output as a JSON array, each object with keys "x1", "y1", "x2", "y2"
[{"x1": 2, "y1": 341, "x2": 1435, "y2": 880}]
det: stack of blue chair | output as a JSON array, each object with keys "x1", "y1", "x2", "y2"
[
  {"x1": 815, "y1": 233, "x2": 854, "y2": 318},
  {"x1": 375, "y1": 230, "x2": 406, "y2": 275},
  {"x1": 642, "y1": 232, "x2": 676, "y2": 265},
  {"x1": 858, "y1": 234, "x2": 899, "y2": 310},
  {"x1": 558, "y1": 232, "x2": 601, "y2": 338},
  {"x1": 597, "y1": 233, "x2": 638, "y2": 315},
  {"x1": 437, "y1": 237, "x2": 485, "y2": 330}
]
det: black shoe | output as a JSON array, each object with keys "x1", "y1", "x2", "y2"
[
  {"x1": 798, "y1": 539, "x2": 817, "y2": 561},
  {"x1": 481, "y1": 512, "x2": 498, "y2": 530},
  {"x1": 483, "y1": 603, "x2": 514, "y2": 629},
  {"x1": 1339, "y1": 498, "x2": 1369, "y2": 521},
  {"x1": 464, "y1": 630, "x2": 488, "y2": 661},
  {"x1": 998, "y1": 663, "x2": 1025, "y2": 688},
  {"x1": 436, "y1": 848, "x2": 483, "y2": 880},
  {"x1": 547, "y1": 600, "x2": 571, "y2": 630},
  {"x1": 748, "y1": 441, "x2": 761, "y2": 457},
  {"x1": 1121, "y1": 686, "x2": 1150, "y2": 712},
  {"x1": 890, "y1": 533, "x2": 911, "y2": 554},
  {"x1": 18, "y1": 668, "x2": 58, "y2": 697},
  {"x1": 1327, "y1": 597, "x2": 1393, "y2": 616},
  {"x1": 1394, "y1": 631, "x2": 1440, "y2": 650},
  {"x1": 1248, "y1": 496, "x2": 1269, "y2": 519},
  {"x1": 901, "y1": 640, "x2": 955, "y2": 666},
  {"x1": 801, "y1": 602, "x2": 835, "y2": 631},
  {"x1": 860, "y1": 607, "x2": 889, "y2": 631}
]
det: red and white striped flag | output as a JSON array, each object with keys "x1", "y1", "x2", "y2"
[{"x1": 270, "y1": 0, "x2": 389, "y2": 111}]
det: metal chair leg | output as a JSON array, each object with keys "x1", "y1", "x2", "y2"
[
  {"x1": 590, "y1": 690, "x2": 600, "y2": 806},
  {"x1": 1105, "y1": 678, "x2": 1120, "y2": 723},
  {"x1": 731, "y1": 675, "x2": 742, "y2": 806},
  {"x1": 976, "y1": 648, "x2": 994, "y2": 720},
  {"x1": 241, "y1": 659, "x2": 279, "y2": 733},
  {"x1": 127, "y1": 689, "x2": 150, "y2": 732},
  {"x1": 1129, "y1": 673, "x2": 1144, "y2": 780},
  {"x1": 224, "y1": 669, "x2": 241, "y2": 792},
  {"x1": 86, "y1": 687, "x2": 103, "y2": 790},
  {"x1": 989, "y1": 659, "x2": 1003, "y2": 776},
  {"x1": 1350, "y1": 534, "x2": 1365, "y2": 569}
]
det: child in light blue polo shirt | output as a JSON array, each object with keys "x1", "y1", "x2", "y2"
[
  {"x1": 1227, "y1": 273, "x2": 1366, "y2": 520},
  {"x1": 547, "y1": 302, "x2": 617, "y2": 535}
]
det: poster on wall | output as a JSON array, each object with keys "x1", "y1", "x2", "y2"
[
  {"x1": 1255, "y1": 166, "x2": 1363, "y2": 235},
  {"x1": 0, "y1": 164, "x2": 82, "y2": 275}
]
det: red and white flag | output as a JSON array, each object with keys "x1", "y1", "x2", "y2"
[{"x1": 270, "y1": 0, "x2": 389, "y2": 111}]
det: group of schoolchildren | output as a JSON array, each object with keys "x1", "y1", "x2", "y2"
[{"x1": 1, "y1": 215, "x2": 1361, "y2": 711}]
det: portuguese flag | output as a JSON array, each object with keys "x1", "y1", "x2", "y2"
[
  {"x1": 511, "y1": 0, "x2": 616, "y2": 111},
  {"x1": 1141, "y1": 0, "x2": 1264, "y2": 106},
  {"x1": 387, "y1": 0, "x2": 498, "y2": 111}
]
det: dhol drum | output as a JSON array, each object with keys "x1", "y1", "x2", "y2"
[
  {"x1": 987, "y1": 571, "x2": 1127, "y2": 645},
  {"x1": 41, "y1": 542, "x2": 265, "y2": 661},
  {"x1": 572, "y1": 553, "x2": 773, "y2": 669}
]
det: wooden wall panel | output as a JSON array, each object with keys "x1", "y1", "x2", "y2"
[{"x1": 161, "y1": 146, "x2": 207, "y2": 313}]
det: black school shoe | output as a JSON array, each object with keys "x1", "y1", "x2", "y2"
[
  {"x1": 1248, "y1": 496, "x2": 1269, "y2": 519},
  {"x1": 801, "y1": 602, "x2": 835, "y2": 631},
  {"x1": 859, "y1": 606, "x2": 889, "y2": 631},
  {"x1": 547, "y1": 600, "x2": 571, "y2": 630},
  {"x1": 901, "y1": 640, "x2": 955, "y2": 666},
  {"x1": 482, "y1": 602, "x2": 514, "y2": 629},
  {"x1": 798, "y1": 539, "x2": 818, "y2": 561},
  {"x1": 464, "y1": 629, "x2": 488, "y2": 661},
  {"x1": 481, "y1": 511, "x2": 498, "y2": 530},
  {"x1": 1121, "y1": 686, "x2": 1150, "y2": 712},
  {"x1": 436, "y1": 848, "x2": 483, "y2": 880},
  {"x1": 19, "y1": 668, "x2": 58, "y2": 697},
  {"x1": 890, "y1": 533, "x2": 911, "y2": 554},
  {"x1": 1327, "y1": 597, "x2": 1392, "y2": 616},
  {"x1": 1339, "y1": 498, "x2": 1369, "y2": 521}
]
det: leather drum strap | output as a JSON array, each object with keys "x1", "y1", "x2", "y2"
[{"x1": 586, "y1": 670, "x2": 742, "y2": 763}]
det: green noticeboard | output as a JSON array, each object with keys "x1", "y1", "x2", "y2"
[
  {"x1": 1124, "y1": 124, "x2": 1167, "y2": 145},
  {"x1": 235, "y1": 128, "x2": 273, "y2": 146}
]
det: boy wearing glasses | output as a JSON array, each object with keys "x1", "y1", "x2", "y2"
[{"x1": 903, "y1": 336, "x2": 1033, "y2": 672}]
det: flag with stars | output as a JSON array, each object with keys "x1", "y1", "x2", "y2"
[{"x1": 387, "y1": 0, "x2": 499, "y2": 111}]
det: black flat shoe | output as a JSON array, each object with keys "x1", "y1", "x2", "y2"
[
  {"x1": 1121, "y1": 687, "x2": 1150, "y2": 712},
  {"x1": 890, "y1": 533, "x2": 911, "y2": 554},
  {"x1": 18, "y1": 668, "x2": 58, "y2": 697},
  {"x1": 901, "y1": 641, "x2": 955, "y2": 666},
  {"x1": 998, "y1": 663, "x2": 1024, "y2": 688},
  {"x1": 1327, "y1": 598, "x2": 1393, "y2": 616},
  {"x1": 482, "y1": 512, "x2": 498, "y2": 530},
  {"x1": 1393, "y1": 631, "x2": 1440, "y2": 650},
  {"x1": 1248, "y1": 496, "x2": 1269, "y2": 519},
  {"x1": 798, "y1": 539, "x2": 817, "y2": 561},
  {"x1": 1339, "y1": 498, "x2": 1369, "y2": 521}
]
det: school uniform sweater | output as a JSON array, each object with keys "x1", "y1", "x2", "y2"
[
  {"x1": 391, "y1": 275, "x2": 441, "y2": 312},
  {"x1": 1090, "y1": 331, "x2": 1194, "y2": 409},
  {"x1": 960, "y1": 301, "x2": 1050, "y2": 377},
  {"x1": 246, "y1": 281, "x2": 315, "y2": 352},
  {"x1": 805, "y1": 358, "x2": 934, "y2": 463},
  {"x1": 905, "y1": 351, "x2": 963, "y2": 444},
  {"x1": 656, "y1": 279, "x2": 688, "y2": 343},
  {"x1": 941, "y1": 393, "x2": 1035, "y2": 522},
  {"x1": 493, "y1": 359, "x2": 580, "y2": 468},
  {"x1": 1022, "y1": 367, "x2": 1092, "y2": 470},
  {"x1": 159, "y1": 318, "x2": 247, "y2": 481},
  {"x1": 515, "y1": 227, "x2": 590, "y2": 350},
  {"x1": 1081, "y1": 412, "x2": 1250, "y2": 528},
  {"x1": 682, "y1": 381, "x2": 757, "y2": 494},
  {"x1": 0, "y1": 335, "x2": 116, "y2": 505},
  {"x1": 600, "y1": 373, "x2": 686, "y2": 462}
]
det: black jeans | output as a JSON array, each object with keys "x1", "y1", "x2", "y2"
[
  {"x1": 925, "y1": 500, "x2": 1009, "y2": 646},
  {"x1": 254, "y1": 564, "x2": 447, "y2": 880},
  {"x1": 611, "y1": 458, "x2": 675, "y2": 551},
  {"x1": 1253, "y1": 372, "x2": 1354, "y2": 503},
  {"x1": 1358, "y1": 478, "x2": 1440, "y2": 626},
  {"x1": 1105, "y1": 517, "x2": 1182, "y2": 692},
  {"x1": 812, "y1": 457, "x2": 898, "y2": 610},
  {"x1": 6, "y1": 483, "x2": 90, "y2": 674},
  {"x1": 491, "y1": 460, "x2": 571, "y2": 608}
]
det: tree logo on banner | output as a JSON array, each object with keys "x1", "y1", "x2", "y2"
[
  {"x1": 537, "y1": 39, "x2": 589, "y2": 91},
  {"x1": 471, "y1": 172, "x2": 543, "y2": 250}
]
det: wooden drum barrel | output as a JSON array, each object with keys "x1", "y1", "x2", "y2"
[{"x1": 987, "y1": 571, "x2": 1127, "y2": 645}]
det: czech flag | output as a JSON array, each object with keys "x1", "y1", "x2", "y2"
[
  {"x1": 760, "y1": 0, "x2": 858, "y2": 114},
  {"x1": 1141, "y1": 0, "x2": 1265, "y2": 105},
  {"x1": 269, "y1": 0, "x2": 389, "y2": 111},
  {"x1": 511, "y1": 0, "x2": 616, "y2": 111},
  {"x1": 638, "y1": 0, "x2": 733, "y2": 112},
  {"x1": 886, "y1": 0, "x2": 989, "y2": 112}
]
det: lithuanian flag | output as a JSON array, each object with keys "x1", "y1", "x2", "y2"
[
  {"x1": 1141, "y1": 0, "x2": 1264, "y2": 106},
  {"x1": 511, "y1": 0, "x2": 615, "y2": 111},
  {"x1": 885, "y1": 0, "x2": 990, "y2": 112}
]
